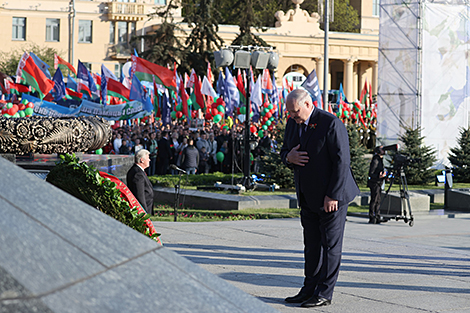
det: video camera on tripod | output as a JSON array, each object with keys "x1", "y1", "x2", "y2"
[
  {"x1": 379, "y1": 144, "x2": 421, "y2": 171},
  {"x1": 376, "y1": 143, "x2": 415, "y2": 226}
]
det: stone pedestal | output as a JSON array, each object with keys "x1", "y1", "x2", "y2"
[
  {"x1": 379, "y1": 191, "x2": 430, "y2": 216},
  {"x1": 447, "y1": 189, "x2": 470, "y2": 212}
]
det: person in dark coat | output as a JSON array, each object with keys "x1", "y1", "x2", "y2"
[
  {"x1": 181, "y1": 139, "x2": 199, "y2": 175},
  {"x1": 126, "y1": 149, "x2": 154, "y2": 216},
  {"x1": 368, "y1": 146, "x2": 387, "y2": 224},
  {"x1": 281, "y1": 89, "x2": 359, "y2": 308},
  {"x1": 156, "y1": 131, "x2": 172, "y2": 175}
]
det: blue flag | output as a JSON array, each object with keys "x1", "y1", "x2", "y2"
[
  {"x1": 270, "y1": 74, "x2": 280, "y2": 118},
  {"x1": 337, "y1": 83, "x2": 348, "y2": 104},
  {"x1": 29, "y1": 52, "x2": 51, "y2": 79},
  {"x1": 224, "y1": 67, "x2": 239, "y2": 117},
  {"x1": 66, "y1": 75, "x2": 77, "y2": 90},
  {"x1": 100, "y1": 65, "x2": 108, "y2": 105},
  {"x1": 129, "y1": 75, "x2": 153, "y2": 112},
  {"x1": 216, "y1": 71, "x2": 225, "y2": 97},
  {"x1": 301, "y1": 69, "x2": 322, "y2": 105},
  {"x1": 51, "y1": 68, "x2": 66, "y2": 101}
]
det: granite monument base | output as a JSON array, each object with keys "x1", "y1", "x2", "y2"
[
  {"x1": 0, "y1": 153, "x2": 277, "y2": 313},
  {"x1": 446, "y1": 189, "x2": 470, "y2": 211},
  {"x1": 379, "y1": 190, "x2": 430, "y2": 216}
]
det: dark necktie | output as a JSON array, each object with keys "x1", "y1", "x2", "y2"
[{"x1": 300, "y1": 123, "x2": 307, "y2": 138}]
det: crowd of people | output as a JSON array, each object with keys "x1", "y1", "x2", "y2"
[{"x1": 103, "y1": 120, "x2": 277, "y2": 176}]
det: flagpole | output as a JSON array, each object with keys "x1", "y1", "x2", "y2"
[
  {"x1": 323, "y1": 0, "x2": 329, "y2": 111},
  {"x1": 244, "y1": 70, "x2": 251, "y2": 189}
]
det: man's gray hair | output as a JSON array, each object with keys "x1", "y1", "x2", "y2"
[
  {"x1": 286, "y1": 88, "x2": 312, "y2": 107},
  {"x1": 135, "y1": 149, "x2": 150, "y2": 163}
]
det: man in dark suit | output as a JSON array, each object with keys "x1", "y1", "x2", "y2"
[
  {"x1": 156, "y1": 131, "x2": 172, "y2": 175},
  {"x1": 126, "y1": 149, "x2": 154, "y2": 216},
  {"x1": 281, "y1": 89, "x2": 359, "y2": 307}
]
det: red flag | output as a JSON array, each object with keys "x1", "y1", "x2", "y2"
[
  {"x1": 4, "y1": 80, "x2": 30, "y2": 95},
  {"x1": 16, "y1": 52, "x2": 54, "y2": 100},
  {"x1": 188, "y1": 69, "x2": 197, "y2": 89},
  {"x1": 190, "y1": 76, "x2": 205, "y2": 111},
  {"x1": 107, "y1": 78, "x2": 130, "y2": 101},
  {"x1": 65, "y1": 88, "x2": 83, "y2": 100},
  {"x1": 54, "y1": 54, "x2": 76, "y2": 76},
  {"x1": 359, "y1": 79, "x2": 368, "y2": 104},
  {"x1": 179, "y1": 75, "x2": 189, "y2": 118},
  {"x1": 131, "y1": 55, "x2": 176, "y2": 91},
  {"x1": 236, "y1": 69, "x2": 246, "y2": 100},
  {"x1": 207, "y1": 62, "x2": 213, "y2": 83},
  {"x1": 206, "y1": 62, "x2": 214, "y2": 109}
]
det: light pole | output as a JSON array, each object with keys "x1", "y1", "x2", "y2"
[
  {"x1": 141, "y1": 19, "x2": 150, "y2": 53},
  {"x1": 214, "y1": 46, "x2": 278, "y2": 189},
  {"x1": 319, "y1": 0, "x2": 333, "y2": 111},
  {"x1": 69, "y1": 0, "x2": 76, "y2": 66}
]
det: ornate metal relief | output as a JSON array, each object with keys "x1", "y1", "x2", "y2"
[{"x1": 0, "y1": 116, "x2": 111, "y2": 155}]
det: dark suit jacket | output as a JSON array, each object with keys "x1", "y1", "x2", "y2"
[
  {"x1": 281, "y1": 108, "x2": 359, "y2": 209},
  {"x1": 157, "y1": 137, "x2": 172, "y2": 161},
  {"x1": 126, "y1": 164, "x2": 154, "y2": 215}
]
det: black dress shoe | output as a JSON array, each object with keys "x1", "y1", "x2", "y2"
[
  {"x1": 285, "y1": 291, "x2": 313, "y2": 303},
  {"x1": 301, "y1": 295, "x2": 331, "y2": 307}
]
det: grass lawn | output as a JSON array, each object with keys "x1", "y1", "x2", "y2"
[
  {"x1": 150, "y1": 178, "x2": 455, "y2": 221},
  {"x1": 150, "y1": 205, "x2": 301, "y2": 222},
  {"x1": 155, "y1": 183, "x2": 470, "y2": 196}
]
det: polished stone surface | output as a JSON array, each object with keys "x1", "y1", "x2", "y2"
[{"x1": 0, "y1": 156, "x2": 278, "y2": 313}]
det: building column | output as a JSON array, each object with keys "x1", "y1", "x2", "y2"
[
  {"x1": 353, "y1": 63, "x2": 358, "y2": 101},
  {"x1": 315, "y1": 56, "x2": 324, "y2": 91},
  {"x1": 343, "y1": 57, "x2": 355, "y2": 101},
  {"x1": 372, "y1": 60, "x2": 378, "y2": 95}
]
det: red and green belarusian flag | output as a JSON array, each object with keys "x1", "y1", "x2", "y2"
[
  {"x1": 65, "y1": 88, "x2": 83, "y2": 101},
  {"x1": 54, "y1": 54, "x2": 76, "y2": 77},
  {"x1": 107, "y1": 78, "x2": 130, "y2": 102},
  {"x1": 179, "y1": 73, "x2": 190, "y2": 119},
  {"x1": 16, "y1": 52, "x2": 54, "y2": 100},
  {"x1": 4, "y1": 79, "x2": 30, "y2": 95},
  {"x1": 236, "y1": 69, "x2": 246, "y2": 105},
  {"x1": 189, "y1": 76, "x2": 205, "y2": 111},
  {"x1": 131, "y1": 55, "x2": 176, "y2": 91}
]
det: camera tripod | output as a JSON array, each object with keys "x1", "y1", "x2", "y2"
[{"x1": 380, "y1": 166, "x2": 414, "y2": 227}]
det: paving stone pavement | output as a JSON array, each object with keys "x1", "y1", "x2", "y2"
[{"x1": 154, "y1": 214, "x2": 470, "y2": 313}]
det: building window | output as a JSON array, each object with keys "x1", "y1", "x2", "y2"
[
  {"x1": 373, "y1": 0, "x2": 379, "y2": 16},
  {"x1": 114, "y1": 64, "x2": 121, "y2": 78},
  {"x1": 78, "y1": 20, "x2": 93, "y2": 43},
  {"x1": 129, "y1": 22, "x2": 136, "y2": 38},
  {"x1": 82, "y1": 62, "x2": 92, "y2": 71},
  {"x1": 46, "y1": 18, "x2": 60, "y2": 42},
  {"x1": 154, "y1": 0, "x2": 166, "y2": 4},
  {"x1": 12, "y1": 17, "x2": 26, "y2": 40},
  {"x1": 110, "y1": 22, "x2": 115, "y2": 44},
  {"x1": 117, "y1": 21, "x2": 128, "y2": 43}
]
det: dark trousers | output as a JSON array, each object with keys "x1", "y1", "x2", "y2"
[
  {"x1": 369, "y1": 183, "x2": 382, "y2": 221},
  {"x1": 299, "y1": 194, "x2": 348, "y2": 301}
]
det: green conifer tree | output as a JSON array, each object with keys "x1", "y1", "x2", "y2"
[
  {"x1": 397, "y1": 127, "x2": 437, "y2": 185},
  {"x1": 134, "y1": 0, "x2": 186, "y2": 70},
  {"x1": 448, "y1": 127, "x2": 470, "y2": 182},
  {"x1": 261, "y1": 120, "x2": 295, "y2": 189},
  {"x1": 182, "y1": 0, "x2": 224, "y2": 77},
  {"x1": 347, "y1": 125, "x2": 368, "y2": 184}
]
